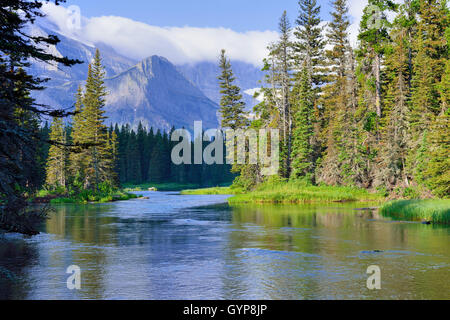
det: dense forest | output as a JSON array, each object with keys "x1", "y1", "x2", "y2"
[
  {"x1": 37, "y1": 49, "x2": 234, "y2": 190},
  {"x1": 218, "y1": 0, "x2": 449, "y2": 199},
  {"x1": 38, "y1": 117, "x2": 234, "y2": 190}
]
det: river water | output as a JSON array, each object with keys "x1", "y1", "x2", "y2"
[{"x1": 0, "y1": 192, "x2": 449, "y2": 300}]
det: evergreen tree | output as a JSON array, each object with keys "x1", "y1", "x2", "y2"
[
  {"x1": 407, "y1": 0, "x2": 448, "y2": 185},
  {"x1": 0, "y1": 0, "x2": 80, "y2": 234},
  {"x1": 77, "y1": 49, "x2": 113, "y2": 189},
  {"x1": 293, "y1": 0, "x2": 326, "y2": 88},
  {"x1": 424, "y1": 59, "x2": 450, "y2": 197},
  {"x1": 126, "y1": 130, "x2": 142, "y2": 184},
  {"x1": 291, "y1": 68, "x2": 314, "y2": 180},
  {"x1": 148, "y1": 139, "x2": 166, "y2": 183},
  {"x1": 358, "y1": 0, "x2": 398, "y2": 118},
  {"x1": 375, "y1": 6, "x2": 413, "y2": 189},
  {"x1": 69, "y1": 86, "x2": 88, "y2": 187},
  {"x1": 292, "y1": 0, "x2": 326, "y2": 180},
  {"x1": 218, "y1": 49, "x2": 249, "y2": 130},
  {"x1": 318, "y1": 0, "x2": 359, "y2": 186},
  {"x1": 264, "y1": 11, "x2": 294, "y2": 178},
  {"x1": 45, "y1": 117, "x2": 67, "y2": 188}
]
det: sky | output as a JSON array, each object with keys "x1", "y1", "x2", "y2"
[
  {"x1": 41, "y1": 0, "x2": 371, "y2": 66},
  {"x1": 62, "y1": 0, "x2": 334, "y2": 32}
]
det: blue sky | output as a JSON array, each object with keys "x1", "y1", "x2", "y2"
[
  {"x1": 64, "y1": 0, "x2": 334, "y2": 32},
  {"x1": 44, "y1": 1, "x2": 367, "y2": 66}
]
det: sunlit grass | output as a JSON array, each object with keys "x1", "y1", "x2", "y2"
[
  {"x1": 41, "y1": 189, "x2": 139, "y2": 204},
  {"x1": 380, "y1": 200, "x2": 450, "y2": 224},
  {"x1": 181, "y1": 186, "x2": 243, "y2": 195},
  {"x1": 228, "y1": 180, "x2": 385, "y2": 204},
  {"x1": 123, "y1": 182, "x2": 201, "y2": 192}
]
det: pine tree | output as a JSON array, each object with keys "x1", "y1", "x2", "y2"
[
  {"x1": 424, "y1": 59, "x2": 450, "y2": 197},
  {"x1": 408, "y1": 0, "x2": 448, "y2": 186},
  {"x1": 76, "y1": 49, "x2": 113, "y2": 190},
  {"x1": 374, "y1": 6, "x2": 413, "y2": 190},
  {"x1": 292, "y1": 0, "x2": 326, "y2": 180},
  {"x1": 69, "y1": 86, "x2": 88, "y2": 187},
  {"x1": 358, "y1": 0, "x2": 398, "y2": 118},
  {"x1": 291, "y1": 68, "x2": 314, "y2": 180},
  {"x1": 148, "y1": 138, "x2": 166, "y2": 183},
  {"x1": 45, "y1": 117, "x2": 67, "y2": 188},
  {"x1": 126, "y1": 130, "x2": 142, "y2": 184},
  {"x1": 264, "y1": 11, "x2": 294, "y2": 178},
  {"x1": 218, "y1": 49, "x2": 249, "y2": 130},
  {"x1": 293, "y1": 0, "x2": 326, "y2": 88},
  {"x1": 318, "y1": 0, "x2": 358, "y2": 186}
]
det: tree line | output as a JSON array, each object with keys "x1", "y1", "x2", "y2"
[
  {"x1": 40, "y1": 50, "x2": 235, "y2": 192},
  {"x1": 218, "y1": 0, "x2": 449, "y2": 198}
]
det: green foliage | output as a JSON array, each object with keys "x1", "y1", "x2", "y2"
[
  {"x1": 229, "y1": 180, "x2": 384, "y2": 204},
  {"x1": 291, "y1": 68, "x2": 314, "y2": 179},
  {"x1": 45, "y1": 117, "x2": 68, "y2": 188},
  {"x1": 380, "y1": 200, "x2": 450, "y2": 224},
  {"x1": 0, "y1": 0, "x2": 80, "y2": 235},
  {"x1": 181, "y1": 186, "x2": 243, "y2": 195}
]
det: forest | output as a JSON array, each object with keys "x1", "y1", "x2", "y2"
[{"x1": 217, "y1": 0, "x2": 449, "y2": 200}]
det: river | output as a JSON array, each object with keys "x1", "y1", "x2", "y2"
[{"x1": 0, "y1": 191, "x2": 449, "y2": 300}]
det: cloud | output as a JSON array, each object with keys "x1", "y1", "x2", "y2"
[
  {"x1": 41, "y1": 3, "x2": 278, "y2": 67},
  {"x1": 40, "y1": 1, "x2": 402, "y2": 66},
  {"x1": 347, "y1": 0, "x2": 368, "y2": 46}
]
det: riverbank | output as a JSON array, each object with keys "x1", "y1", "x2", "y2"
[
  {"x1": 32, "y1": 189, "x2": 140, "y2": 204},
  {"x1": 181, "y1": 186, "x2": 243, "y2": 195},
  {"x1": 123, "y1": 182, "x2": 202, "y2": 192},
  {"x1": 182, "y1": 181, "x2": 384, "y2": 204},
  {"x1": 125, "y1": 182, "x2": 234, "y2": 192},
  {"x1": 228, "y1": 181, "x2": 384, "y2": 204},
  {"x1": 380, "y1": 199, "x2": 450, "y2": 224}
]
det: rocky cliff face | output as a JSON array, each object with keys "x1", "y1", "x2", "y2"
[{"x1": 104, "y1": 56, "x2": 219, "y2": 130}]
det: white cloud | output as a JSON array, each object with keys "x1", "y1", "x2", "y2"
[
  {"x1": 40, "y1": 1, "x2": 402, "y2": 66},
  {"x1": 41, "y1": 3, "x2": 278, "y2": 67}
]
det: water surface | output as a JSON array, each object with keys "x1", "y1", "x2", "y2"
[{"x1": 0, "y1": 192, "x2": 449, "y2": 299}]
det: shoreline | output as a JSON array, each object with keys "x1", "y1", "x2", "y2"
[
  {"x1": 30, "y1": 189, "x2": 141, "y2": 205},
  {"x1": 180, "y1": 185, "x2": 449, "y2": 225}
]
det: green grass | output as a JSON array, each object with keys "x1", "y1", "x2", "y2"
[
  {"x1": 181, "y1": 186, "x2": 244, "y2": 195},
  {"x1": 379, "y1": 199, "x2": 450, "y2": 224},
  {"x1": 228, "y1": 180, "x2": 385, "y2": 205},
  {"x1": 36, "y1": 189, "x2": 139, "y2": 205},
  {"x1": 122, "y1": 182, "x2": 202, "y2": 192}
]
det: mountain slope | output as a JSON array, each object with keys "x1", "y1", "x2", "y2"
[
  {"x1": 177, "y1": 61, "x2": 264, "y2": 110},
  {"x1": 104, "y1": 56, "x2": 219, "y2": 130},
  {"x1": 28, "y1": 24, "x2": 219, "y2": 131}
]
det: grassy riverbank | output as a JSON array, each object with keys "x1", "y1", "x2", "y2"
[
  {"x1": 123, "y1": 182, "x2": 202, "y2": 192},
  {"x1": 227, "y1": 180, "x2": 385, "y2": 204},
  {"x1": 380, "y1": 199, "x2": 450, "y2": 224},
  {"x1": 180, "y1": 186, "x2": 243, "y2": 195},
  {"x1": 33, "y1": 188, "x2": 139, "y2": 204}
]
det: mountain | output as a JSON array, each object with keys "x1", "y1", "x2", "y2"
[
  {"x1": 104, "y1": 56, "x2": 219, "y2": 130},
  {"x1": 177, "y1": 61, "x2": 264, "y2": 111},
  {"x1": 27, "y1": 24, "x2": 136, "y2": 84},
  {"x1": 28, "y1": 23, "x2": 219, "y2": 131},
  {"x1": 28, "y1": 22, "x2": 262, "y2": 131}
]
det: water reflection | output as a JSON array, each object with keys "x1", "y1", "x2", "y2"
[{"x1": 0, "y1": 193, "x2": 449, "y2": 300}]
